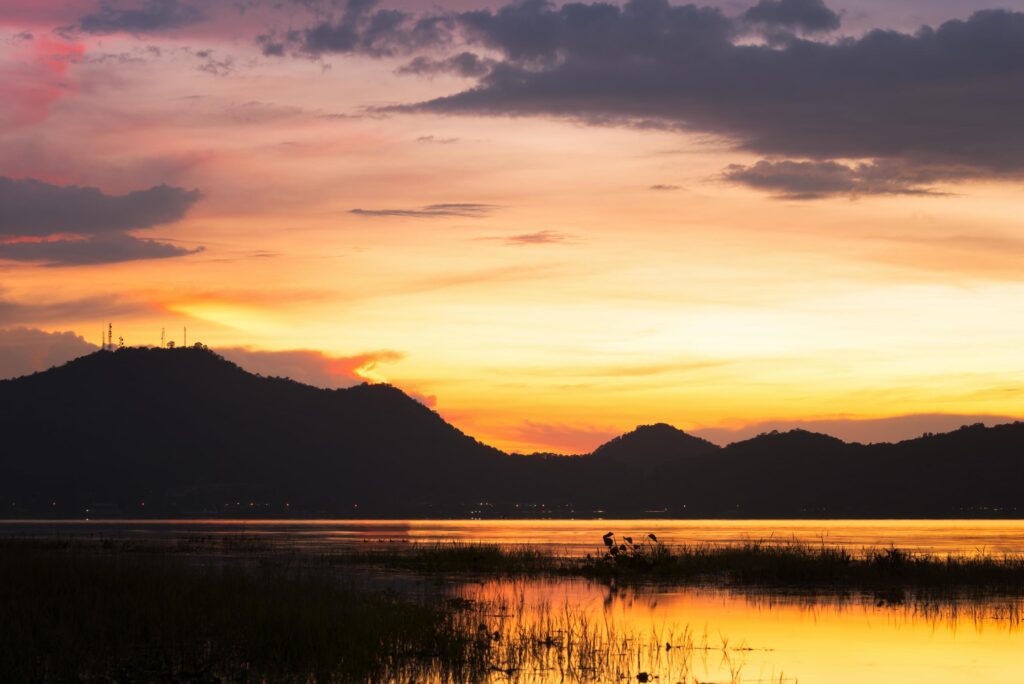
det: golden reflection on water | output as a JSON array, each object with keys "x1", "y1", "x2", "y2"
[
  {"x1": 5, "y1": 519, "x2": 1024, "y2": 681},
  {"x1": 10, "y1": 518, "x2": 1024, "y2": 555},
  {"x1": 396, "y1": 519, "x2": 1024, "y2": 555},
  {"x1": 457, "y1": 577, "x2": 1024, "y2": 684}
]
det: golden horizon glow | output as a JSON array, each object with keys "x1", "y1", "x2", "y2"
[{"x1": 3, "y1": 3, "x2": 1024, "y2": 454}]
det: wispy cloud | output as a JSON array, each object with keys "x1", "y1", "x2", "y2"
[
  {"x1": 722, "y1": 160, "x2": 948, "y2": 199},
  {"x1": 0, "y1": 177, "x2": 203, "y2": 265},
  {"x1": 415, "y1": 135, "x2": 459, "y2": 144},
  {"x1": 0, "y1": 235, "x2": 202, "y2": 267},
  {"x1": 502, "y1": 230, "x2": 572, "y2": 245},
  {"x1": 350, "y1": 203, "x2": 498, "y2": 218},
  {"x1": 0, "y1": 291, "x2": 161, "y2": 326}
]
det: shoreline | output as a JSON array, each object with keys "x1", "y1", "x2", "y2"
[{"x1": 7, "y1": 535, "x2": 1024, "y2": 593}]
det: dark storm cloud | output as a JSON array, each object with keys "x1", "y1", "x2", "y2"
[
  {"x1": 257, "y1": 0, "x2": 1016, "y2": 197},
  {"x1": 456, "y1": 0, "x2": 734, "y2": 62},
  {"x1": 257, "y1": 0, "x2": 453, "y2": 58},
  {"x1": 741, "y1": 0, "x2": 841, "y2": 33},
  {"x1": 78, "y1": 0, "x2": 206, "y2": 34},
  {"x1": 350, "y1": 203, "x2": 498, "y2": 218},
  {"x1": 0, "y1": 235, "x2": 202, "y2": 267},
  {"x1": 0, "y1": 177, "x2": 201, "y2": 238},
  {"x1": 400, "y1": 5, "x2": 1024, "y2": 186},
  {"x1": 397, "y1": 52, "x2": 493, "y2": 77},
  {"x1": 0, "y1": 177, "x2": 203, "y2": 266},
  {"x1": 722, "y1": 160, "x2": 948, "y2": 199}
]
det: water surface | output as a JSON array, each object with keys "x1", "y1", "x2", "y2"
[
  {"x1": 5, "y1": 518, "x2": 1024, "y2": 554},
  {"x1": 459, "y1": 577, "x2": 1024, "y2": 683},
  {"x1": 6, "y1": 518, "x2": 1024, "y2": 682}
]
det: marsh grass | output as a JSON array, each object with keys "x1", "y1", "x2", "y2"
[
  {"x1": 6, "y1": 534, "x2": 1024, "y2": 681},
  {"x1": 13, "y1": 533, "x2": 1024, "y2": 590},
  {"x1": 585, "y1": 536, "x2": 1024, "y2": 592},
  {"x1": 0, "y1": 540, "x2": 491, "y2": 683},
  {"x1": 0, "y1": 538, "x2": 760, "y2": 683},
  {"x1": 479, "y1": 598, "x2": 754, "y2": 684},
  {"x1": 337, "y1": 535, "x2": 1024, "y2": 593}
]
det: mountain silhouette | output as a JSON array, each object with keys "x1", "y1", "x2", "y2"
[
  {"x1": 591, "y1": 423, "x2": 720, "y2": 468},
  {"x1": 2, "y1": 347, "x2": 1022, "y2": 518}
]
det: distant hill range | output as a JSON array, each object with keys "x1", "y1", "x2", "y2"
[{"x1": 2, "y1": 347, "x2": 1022, "y2": 518}]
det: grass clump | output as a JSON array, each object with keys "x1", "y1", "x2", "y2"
[
  {"x1": 585, "y1": 535, "x2": 1024, "y2": 591},
  {"x1": 0, "y1": 540, "x2": 488, "y2": 683},
  {"x1": 331, "y1": 534, "x2": 1024, "y2": 593}
]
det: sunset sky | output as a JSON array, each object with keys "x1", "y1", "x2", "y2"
[{"x1": 2, "y1": 0, "x2": 1024, "y2": 453}]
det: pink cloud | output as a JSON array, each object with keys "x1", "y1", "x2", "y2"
[
  {"x1": 0, "y1": 327, "x2": 406, "y2": 390},
  {"x1": 0, "y1": 34, "x2": 84, "y2": 131},
  {"x1": 217, "y1": 347, "x2": 404, "y2": 389},
  {"x1": 0, "y1": 326, "x2": 97, "y2": 380}
]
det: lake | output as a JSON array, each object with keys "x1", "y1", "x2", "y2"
[
  {"x1": 6, "y1": 517, "x2": 1024, "y2": 554},
  {"x1": 6, "y1": 518, "x2": 1024, "y2": 682},
  {"x1": 456, "y1": 577, "x2": 1024, "y2": 683}
]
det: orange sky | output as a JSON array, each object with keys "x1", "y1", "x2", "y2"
[{"x1": 2, "y1": 0, "x2": 1024, "y2": 453}]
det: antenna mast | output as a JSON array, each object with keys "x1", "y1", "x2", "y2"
[
  {"x1": 184, "y1": 326, "x2": 187, "y2": 348},
  {"x1": 107, "y1": 323, "x2": 112, "y2": 351},
  {"x1": 161, "y1": 328, "x2": 165, "y2": 348}
]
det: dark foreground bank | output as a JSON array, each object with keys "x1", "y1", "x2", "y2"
[
  {"x1": 6, "y1": 534, "x2": 1024, "y2": 682},
  {"x1": 0, "y1": 539, "x2": 496, "y2": 683}
]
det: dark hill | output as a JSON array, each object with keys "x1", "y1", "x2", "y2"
[
  {"x1": 591, "y1": 423, "x2": 719, "y2": 468},
  {"x1": 2, "y1": 348, "x2": 1023, "y2": 518},
  {"x1": 0, "y1": 348, "x2": 508, "y2": 516}
]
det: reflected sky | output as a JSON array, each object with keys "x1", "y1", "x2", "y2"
[
  {"x1": 6, "y1": 518, "x2": 1024, "y2": 681},
  {"x1": 7, "y1": 518, "x2": 1024, "y2": 555},
  {"x1": 458, "y1": 577, "x2": 1024, "y2": 683}
]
